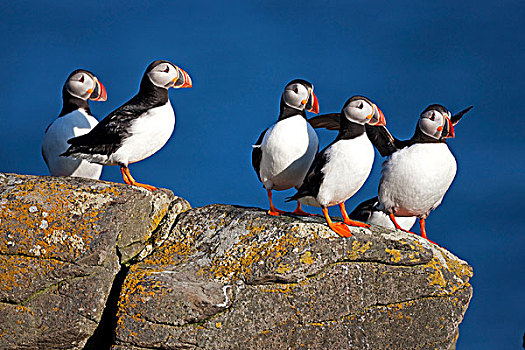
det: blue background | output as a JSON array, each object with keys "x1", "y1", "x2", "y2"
[{"x1": 1, "y1": 1, "x2": 523, "y2": 348}]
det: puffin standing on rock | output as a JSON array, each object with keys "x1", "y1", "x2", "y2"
[
  {"x1": 252, "y1": 79, "x2": 320, "y2": 216},
  {"x1": 288, "y1": 96, "x2": 386, "y2": 237},
  {"x1": 42, "y1": 69, "x2": 107, "y2": 179},
  {"x1": 367, "y1": 104, "x2": 472, "y2": 242},
  {"x1": 348, "y1": 106, "x2": 472, "y2": 233},
  {"x1": 61, "y1": 60, "x2": 192, "y2": 191}
]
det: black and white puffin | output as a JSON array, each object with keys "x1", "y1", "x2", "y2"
[
  {"x1": 42, "y1": 69, "x2": 107, "y2": 179},
  {"x1": 287, "y1": 96, "x2": 386, "y2": 237},
  {"x1": 348, "y1": 196, "x2": 417, "y2": 231},
  {"x1": 252, "y1": 79, "x2": 320, "y2": 216},
  {"x1": 365, "y1": 104, "x2": 472, "y2": 242},
  {"x1": 347, "y1": 106, "x2": 473, "y2": 233},
  {"x1": 61, "y1": 60, "x2": 192, "y2": 191}
]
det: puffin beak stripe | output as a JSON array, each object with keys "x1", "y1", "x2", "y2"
[
  {"x1": 306, "y1": 90, "x2": 319, "y2": 114},
  {"x1": 368, "y1": 105, "x2": 386, "y2": 126},
  {"x1": 90, "y1": 78, "x2": 107, "y2": 101},
  {"x1": 172, "y1": 67, "x2": 192, "y2": 88}
]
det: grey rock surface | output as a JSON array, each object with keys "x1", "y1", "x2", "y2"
[
  {"x1": 114, "y1": 204, "x2": 473, "y2": 350},
  {"x1": 0, "y1": 173, "x2": 190, "y2": 349},
  {"x1": 0, "y1": 173, "x2": 473, "y2": 350}
]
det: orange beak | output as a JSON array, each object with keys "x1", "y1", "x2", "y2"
[
  {"x1": 442, "y1": 116, "x2": 455, "y2": 138},
  {"x1": 306, "y1": 90, "x2": 319, "y2": 114},
  {"x1": 369, "y1": 105, "x2": 386, "y2": 126},
  {"x1": 172, "y1": 67, "x2": 192, "y2": 89},
  {"x1": 89, "y1": 79, "x2": 107, "y2": 102}
]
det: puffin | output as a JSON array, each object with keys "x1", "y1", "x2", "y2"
[
  {"x1": 42, "y1": 69, "x2": 107, "y2": 179},
  {"x1": 367, "y1": 104, "x2": 472, "y2": 242},
  {"x1": 61, "y1": 60, "x2": 192, "y2": 191},
  {"x1": 287, "y1": 96, "x2": 386, "y2": 237},
  {"x1": 348, "y1": 196, "x2": 417, "y2": 231},
  {"x1": 252, "y1": 79, "x2": 320, "y2": 216},
  {"x1": 347, "y1": 106, "x2": 473, "y2": 233}
]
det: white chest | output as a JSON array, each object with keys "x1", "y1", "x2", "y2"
[
  {"x1": 111, "y1": 102, "x2": 175, "y2": 165},
  {"x1": 316, "y1": 134, "x2": 374, "y2": 206},
  {"x1": 259, "y1": 116, "x2": 318, "y2": 190},
  {"x1": 379, "y1": 143, "x2": 457, "y2": 217},
  {"x1": 42, "y1": 109, "x2": 102, "y2": 178}
]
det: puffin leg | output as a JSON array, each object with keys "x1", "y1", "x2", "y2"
[
  {"x1": 388, "y1": 213, "x2": 404, "y2": 230},
  {"x1": 120, "y1": 167, "x2": 133, "y2": 185},
  {"x1": 388, "y1": 213, "x2": 419, "y2": 235},
  {"x1": 267, "y1": 189, "x2": 285, "y2": 216},
  {"x1": 340, "y1": 203, "x2": 370, "y2": 228},
  {"x1": 419, "y1": 218, "x2": 439, "y2": 245},
  {"x1": 291, "y1": 201, "x2": 313, "y2": 216},
  {"x1": 322, "y1": 207, "x2": 352, "y2": 237},
  {"x1": 120, "y1": 166, "x2": 157, "y2": 192},
  {"x1": 420, "y1": 218, "x2": 427, "y2": 239}
]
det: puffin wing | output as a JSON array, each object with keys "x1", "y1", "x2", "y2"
[
  {"x1": 308, "y1": 113, "x2": 341, "y2": 130},
  {"x1": 62, "y1": 108, "x2": 137, "y2": 157},
  {"x1": 365, "y1": 124, "x2": 401, "y2": 157},
  {"x1": 451, "y1": 105, "x2": 473, "y2": 126},
  {"x1": 251, "y1": 128, "x2": 267, "y2": 182},
  {"x1": 286, "y1": 149, "x2": 328, "y2": 202}
]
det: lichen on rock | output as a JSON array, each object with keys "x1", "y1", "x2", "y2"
[
  {"x1": 0, "y1": 173, "x2": 472, "y2": 350},
  {"x1": 0, "y1": 173, "x2": 190, "y2": 349}
]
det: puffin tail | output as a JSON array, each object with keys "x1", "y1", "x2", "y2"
[{"x1": 285, "y1": 191, "x2": 303, "y2": 203}]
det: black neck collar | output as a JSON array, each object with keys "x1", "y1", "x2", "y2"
[
  {"x1": 130, "y1": 79, "x2": 169, "y2": 109},
  {"x1": 336, "y1": 115, "x2": 366, "y2": 140},
  {"x1": 278, "y1": 98, "x2": 307, "y2": 121},
  {"x1": 59, "y1": 88, "x2": 91, "y2": 117},
  {"x1": 409, "y1": 126, "x2": 447, "y2": 144}
]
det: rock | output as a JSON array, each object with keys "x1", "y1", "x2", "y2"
[
  {"x1": 0, "y1": 173, "x2": 473, "y2": 350},
  {"x1": 114, "y1": 205, "x2": 473, "y2": 350},
  {"x1": 0, "y1": 173, "x2": 190, "y2": 349}
]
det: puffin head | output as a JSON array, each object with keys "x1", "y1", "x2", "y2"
[
  {"x1": 418, "y1": 104, "x2": 455, "y2": 139},
  {"x1": 145, "y1": 60, "x2": 192, "y2": 89},
  {"x1": 342, "y1": 96, "x2": 386, "y2": 126},
  {"x1": 282, "y1": 79, "x2": 319, "y2": 114},
  {"x1": 65, "y1": 69, "x2": 107, "y2": 102}
]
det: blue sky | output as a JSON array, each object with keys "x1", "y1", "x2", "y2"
[{"x1": 1, "y1": 1, "x2": 524, "y2": 348}]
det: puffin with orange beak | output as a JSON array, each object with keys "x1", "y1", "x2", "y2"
[
  {"x1": 42, "y1": 69, "x2": 107, "y2": 179},
  {"x1": 252, "y1": 79, "x2": 320, "y2": 216},
  {"x1": 287, "y1": 96, "x2": 386, "y2": 237},
  {"x1": 372, "y1": 104, "x2": 471, "y2": 243},
  {"x1": 62, "y1": 60, "x2": 192, "y2": 191}
]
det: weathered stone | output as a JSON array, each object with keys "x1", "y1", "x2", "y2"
[
  {"x1": 0, "y1": 173, "x2": 190, "y2": 349},
  {"x1": 114, "y1": 204, "x2": 473, "y2": 350},
  {"x1": 0, "y1": 174, "x2": 472, "y2": 349}
]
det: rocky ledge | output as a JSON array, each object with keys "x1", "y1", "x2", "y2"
[{"x1": 0, "y1": 173, "x2": 473, "y2": 350}]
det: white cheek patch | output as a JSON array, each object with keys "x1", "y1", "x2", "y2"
[
  {"x1": 67, "y1": 78, "x2": 92, "y2": 100},
  {"x1": 283, "y1": 90, "x2": 302, "y2": 109},
  {"x1": 419, "y1": 118, "x2": 441, "y2": 139},
  {"x1": 148, "y1": 69, "x2": 177, "y2": 88}
]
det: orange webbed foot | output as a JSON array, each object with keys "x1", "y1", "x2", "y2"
[
  {"x1": 120, "y1": 166, "x2": 156, "y2": 192},
  {"x1": 291, "y1": 202, "x2": 314, "y2": 216},
  {"x1": 268, "y1": 208, "x2": 286, "y2": 216},
  {"x1": 133, "y1": 182, "x2": 157, "y2": 192},
  {"x1": 329, "y1": 222, "x2": 353, "y2": 237},
  {"x1": 343, "y1": 218, "x2": 370, "y2": 228}
]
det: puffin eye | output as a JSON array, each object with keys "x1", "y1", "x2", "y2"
[
  {"x1": 163, "y1": 65, "x2": 170, "y2": 73},
  {"x1": 429, "y1": 114, "x2": 435, "y2": 121},
  {"x1": 357, "y1": 102, "x2": 363, "y2": 109},
  {"x1": 292, "y1": 86, "x2": 298, "y2": 94},
  {"x1": 79, "y1": 75, "x2": 84, "y2": 83}
]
